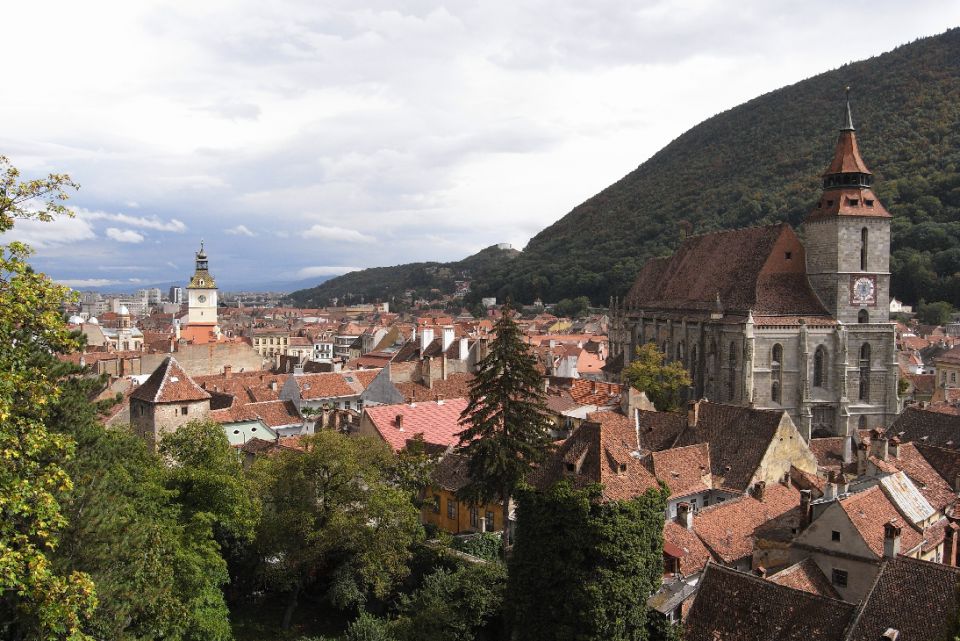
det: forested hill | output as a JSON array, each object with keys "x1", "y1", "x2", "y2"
[
  {"x1": 293, "y1": 28, "x2": 960, "y2": 308},
  {"x1": 287, "y1": 244, "x2": 520, "y2": 307}
]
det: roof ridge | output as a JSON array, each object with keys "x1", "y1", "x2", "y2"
[{"x1": 706, "y1": 560, "x2": 853, "y2": 606}]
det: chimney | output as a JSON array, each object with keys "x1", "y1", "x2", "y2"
[
  {"x1": 836, "y1": 472, "x2": 850, "y2": 496},
  {"x1": 753, "y1": 481, "x2": 766, "y2": 502},
  {"x1": 842, "y1": 435, "x2": 853, "y2": 464},
  {"x1": 824, "y1": 471, "x2": 837, "y2": 501},
  {"x1": 753, "y1": 566, "x2": 767, "y2": 578},
  {"x1": 396, "y1": 414, "x2": 404, "y2": 431},
  {"x1": 883, "y1": 520, "x2": 901, "y2": 558},
  {"x1": 945, "y1": 523, "x2": 959, "y2": 567},
  {"x1": 223, "y1": 364, "x2": 232, "y2": 379},
  {"x1": 677, "y1": 502, "x2": 693, "y2": 530},
  {"x1": 294, "y1": 364, "x2": 304, "y2": 377},
  {"x1": 870, "y1": 429, "x2": 889, "y2": 461},
  {"x1": 881, "y1": 629, "x2": 900, "y2": 641},
  {"x1": 270, "y1": 381, "x2": 278, "y2": 392},
  {"x1": 458, "y1": 337, "x2": 469, "y2": 361},
  {"x1": 687, "y1": 400, "x2": 701, "y2": 428},
  {"x1": 800, "y1": 489, "x2": 813, "y2": 527},
  {"x1": 857, "y1": 441, "x2": 869, "y2": 477},
  {"x1": 888, "y1": 436, "x2": 900, "y2": 459},
  {"x1": 441, "y1": 326, "x2": 454, "y2": 352},
  {"x1": 420, "y1": 327, "x2": 434, "y2": 354}
]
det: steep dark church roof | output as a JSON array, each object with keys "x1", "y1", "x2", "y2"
[{"x1": 624, "y1": 223, "x2": 829, "y2": 318}]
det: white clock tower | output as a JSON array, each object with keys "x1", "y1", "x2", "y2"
[{"x1": 186, "y1": 241, "x2": 219, "y2": 329}]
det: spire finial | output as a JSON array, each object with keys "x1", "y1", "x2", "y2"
[
  {"x1": 843, "y1": 86, "x2": 855, "y2": 131},
  {"x1": 200, "y1": 239, "x2": 205, "y2": 252}
]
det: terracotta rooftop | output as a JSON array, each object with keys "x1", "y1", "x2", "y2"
[
  {"x1": 568, "y1": 379, "x2": 622, "y2": 406},
  {"x1": 363, "y1": 398, "x2": 469, "y2": 452},
  {"x1": 846, "y1": 556, "x2": 960, "y2": 641},
  {"x1": 530, "y1": 419, "x2": 659, "y2": 502},
  {"x1": 663, "y1": 520, "x2": 712, "y2": 576},
  {"x1": 768, "y1": 557, "x2": 840, "y2": 600},
  {"x1": 130, "y1": 357, "x2": 211, "y2": 404},
  {"x1": 672, "y1": 401, "x2": 788, "y2": 493},
  {"x1": 684, "y1": 563, "x2": 854, "y2": 641},
  {"x1": 633, "y1": 409, "x2": 687, "y2": 452},
  {"x1": 838, "y1": 485, "x2": 923, "y2": 558},
  {"x1": 394, "y1": 373, "x2": 474, "y2": 404},
  {"x1": 209, "y1": 399, "x2": 301, "y2": 428},
  {"x1": 624, "y1": 223, "x2": 830, "y2": 317},
  {"x1": 692, "y1": 482, "x2": 800, "y2": 564},
  {"x1": 649, "y1": 443, "x2": 712, "y2": 500},
  {"x1": 888, "y1": 406, "x2": 960, "y2": 450}
]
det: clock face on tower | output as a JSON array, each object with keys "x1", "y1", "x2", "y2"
[
  {"x1": 198, "y1": 295, "x2": 207, "y2": 303},
  {"x1": 850, "y1": 275, "x2": 877, "y2": 305}
]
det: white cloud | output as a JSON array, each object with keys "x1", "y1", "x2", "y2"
[
  {"x1": 77, "y1": 208, "x2": 186, "y2": 232},
  {"x1": 2, "y1": 216, "x2": 96, "y2": 248},
  {"x1": 303, "y1": 225, "x2": 375, "y2": 243},
  {"x1": 56, "y1": 278, "x2": 126, "y2": 288},
  {"x1": 106, "y1": 227, "x2": 145, "y2": 243},
  {"x1": 226, "y1": 224, "x2": 255, "y2": 236},
  {"x1": 296, "y1": 265, "x2": 362, "y2": 279}
]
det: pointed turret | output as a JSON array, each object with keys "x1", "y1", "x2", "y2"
[{"x1": 807, "y1": 89, "x2": 890, "y2": 222}]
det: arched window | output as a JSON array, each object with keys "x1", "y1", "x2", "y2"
[
  {"x1": 690, "y1": 345, "x2": 699, "y2": 395},
  {"x1": 727, "y1": 341, "x2": 737, "y2": 401},
  {"x1": 771, "y1": 344, "x2": 783, "y2": 404},
  {"x1": 860, "y1": 227, "x2": 868, "y2": 271},
  {"x1": 676, "y1": 340, "x2": 685, "y2": 364},
  {"x1": 858, "y1": 309, "x2": 869, "y2": 324},
  {"x1": 814, "y1": 346, "x2": 827, "y2": 388},
  {"x1": 858, "y1": 415, "x2": 867, "y2": 431},
  {"x1": 859, "y1": 343, "x2": 871, "y2": 401}
]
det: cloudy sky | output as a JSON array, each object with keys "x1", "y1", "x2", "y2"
[{"x1": 2, "y1": 1, "x2": 959, "y2": 291}]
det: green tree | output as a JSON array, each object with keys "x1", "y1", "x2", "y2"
[
  {"x1": 622, "y1": 343, "x2": 692, "y2": 412},
  {"x1": 456, "y1": 307, "x2": 553, "y2": 556},
  {"x1": 49, "y1": 372, "x2": 235, "y2": 641},
  {"x1": 508, "y1": 481, "x2": 668, "y2": 641},
  {"x1": 159, "y1": 420, "x2": 260, "y2": 544},
  {"x1": 917, "y1": 300, "x2": 955, "y2": 325},
  {"x1": 249, "y1": 431, "x2": 423, "y2": 632},
  {"x1": 0, "y1": 156, "x2": 96, "y2": 640},
  {"x1": 387, "y1": 433, "x2": 438, "y2": 509},
  {"x1": 391, "y1": 563, "x2": 506, "y2": 641},
  {"x1": 343, "y1": 612, "x2": 394, "y2": 641}
]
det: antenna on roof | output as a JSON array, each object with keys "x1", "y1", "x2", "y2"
[{"x1": 843, "y1": 86, "x2": 855, "y2": 132}]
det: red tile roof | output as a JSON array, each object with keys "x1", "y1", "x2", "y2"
[
  {"x1": 768, "y1": 557, "x2": 840, "y2": 600},
  {"x1": 692, "y1": 482, "x2": 800, "y2": 564},
  {"x1": 394, "y1": 373, "x2": 474, "y2": 404},
  {"x1": 363, "y1": 398, "x2": 469, "y2": 452},
  {"x1": 650, "y1": 443, "x2": 712, "y2": 500},
  {"x1": 130, "y1": 357, "x2": 211, "y2": 404},
  {"x1": 839, "y1": 486, "x2": 923, "y2": 558},
  {"x1": 209, "y1": 400, "x2": 301, "y2": 428},
  {"x1": 568, "y1": 379, "x2": 622, "y2": 406},
  {"x1": 663, "y1": 521, "x2": 712, "y2": 576}
]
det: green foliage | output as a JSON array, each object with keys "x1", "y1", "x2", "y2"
[
  {"x1": 160, "y1": 420, "x2": 260, "y2": 544},
  {"x1": 294, "y1": 29, "x2": 960, "y2": 308},
  {"x1": 50, "y1": 375, "x2": 234, "y2": 641},
  {"x1": 343, "y1": 613, "x2": 394, "y2": 641},
  {"x1": 0, "y1": 156, "x2": 96, "y2": 640},
  {"x1": 622, "y1": 344, "x2": 692, "y2": 412},
  {"x1": 917, "y1": 300, "x2": 955, "y2": 325},
  {"x1": 508, "y1": 481, "x2": 668, "y2": 641},
  {"x1": 898, "y1": 377, "x2": 911, "y2": 397},
  {"x1": 249, "y1": 431, "x2": 423, "y2": 631},
  {"x1": 391, "y1": 563, "x2": 506, "y2": 641},
  {"x1": 553, "y1": 296, "x2": 591, "y2": 319},
  {"x1": 456, "y1": 308, "x2": 553, "y2": 553},
  {"x1": 387, "y1": 433, "x2": 438, "y2": 509},
  {"x1": 646, "y1": 614, "x2": 683, "y2": 641},
  {"x1": 451, "y1": 533, "x2": 502, "y2": 562},
  {"x1": 286, "y1": 245, "x2": 520, "y2": 307}
]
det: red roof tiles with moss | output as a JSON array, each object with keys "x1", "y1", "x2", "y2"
[{"x1": 363, "y1": 398, "x2": 469, "y2": 452}]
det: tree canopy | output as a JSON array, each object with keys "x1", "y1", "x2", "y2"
[{"x1": 622, "y1": 343, "x2": 692, "y2": 412}]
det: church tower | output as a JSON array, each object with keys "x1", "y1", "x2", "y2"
[
  {"x1": 186, "y1": 241, "x2": 219, "y2": 328},
  {"x1": 804, "y1": 90, "x2": 892, "y2": 325}
]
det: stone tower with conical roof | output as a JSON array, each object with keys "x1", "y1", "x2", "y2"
[{"x1": 803, "y1": 90, "x2": 892, "y2": 325}]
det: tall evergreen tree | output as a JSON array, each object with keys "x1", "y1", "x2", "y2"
[{"x1": 456, "y1": 306, "x2": 553, "y2": 555}]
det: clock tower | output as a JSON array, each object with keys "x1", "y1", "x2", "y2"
[
  {"x1": 186, "y1": 241, "x2": 219, "y2": 329},
  {"x1": 804, "y1": 90, "x2": 892, "y2": 325}
]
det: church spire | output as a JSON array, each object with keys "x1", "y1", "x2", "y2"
[{"x1": 843, "y1": 86, "x2": 854, "y2": 131}]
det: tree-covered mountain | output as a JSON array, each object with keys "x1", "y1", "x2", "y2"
[
  {"x1": 287, "y1": 244, "x2": 520, "y2": 307},
  {"x1": 293, "y1": 28, "x2": 960, "y2": 309}
]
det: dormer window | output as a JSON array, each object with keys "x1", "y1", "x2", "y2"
[
  {"x1": 826, "y1": 200, "x2": 834, "y2": 207},
  {"x1": 848, "y1": 198, "x2": 859, "y2": 206},
  {"x1": 784, "y1": 252, "x2": 792, "y2": 260},
  {"x1": 618, "y1": 463, "x2": 627, "y2": 474},
  {"x1": 865, "y1": 199, "x2": 874, "y2": 207},
  {"x1": 565, "y1": 462, "x2": 575, "y2": 472}
]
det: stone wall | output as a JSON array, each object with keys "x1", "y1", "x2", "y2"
[
  {"x1": 130, "y1": 397, "x2": 211, "y2": 450},
  {"x1": 142, "y1": 341, "x2": 265, "y2": 377}
]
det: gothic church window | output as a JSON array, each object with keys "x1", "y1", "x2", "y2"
[
  {"x1": 860, "y1": 227, "x2": 868, "y2": 271},
  {"x1": 858, "y1": 343, "x2": 871, "y2": 401},
  {"x1": 771, "y1": 344, "x2": 783, "y2": 404},
  {"x1": 727, "y1": 341, "x2": 737, "y2": 401},
  {"x1": 814, "y1": 346, "x2": 827, "y2": 388},
  {"x1": 858, "y1": 309, "x2": 869, "y2": 323}
]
